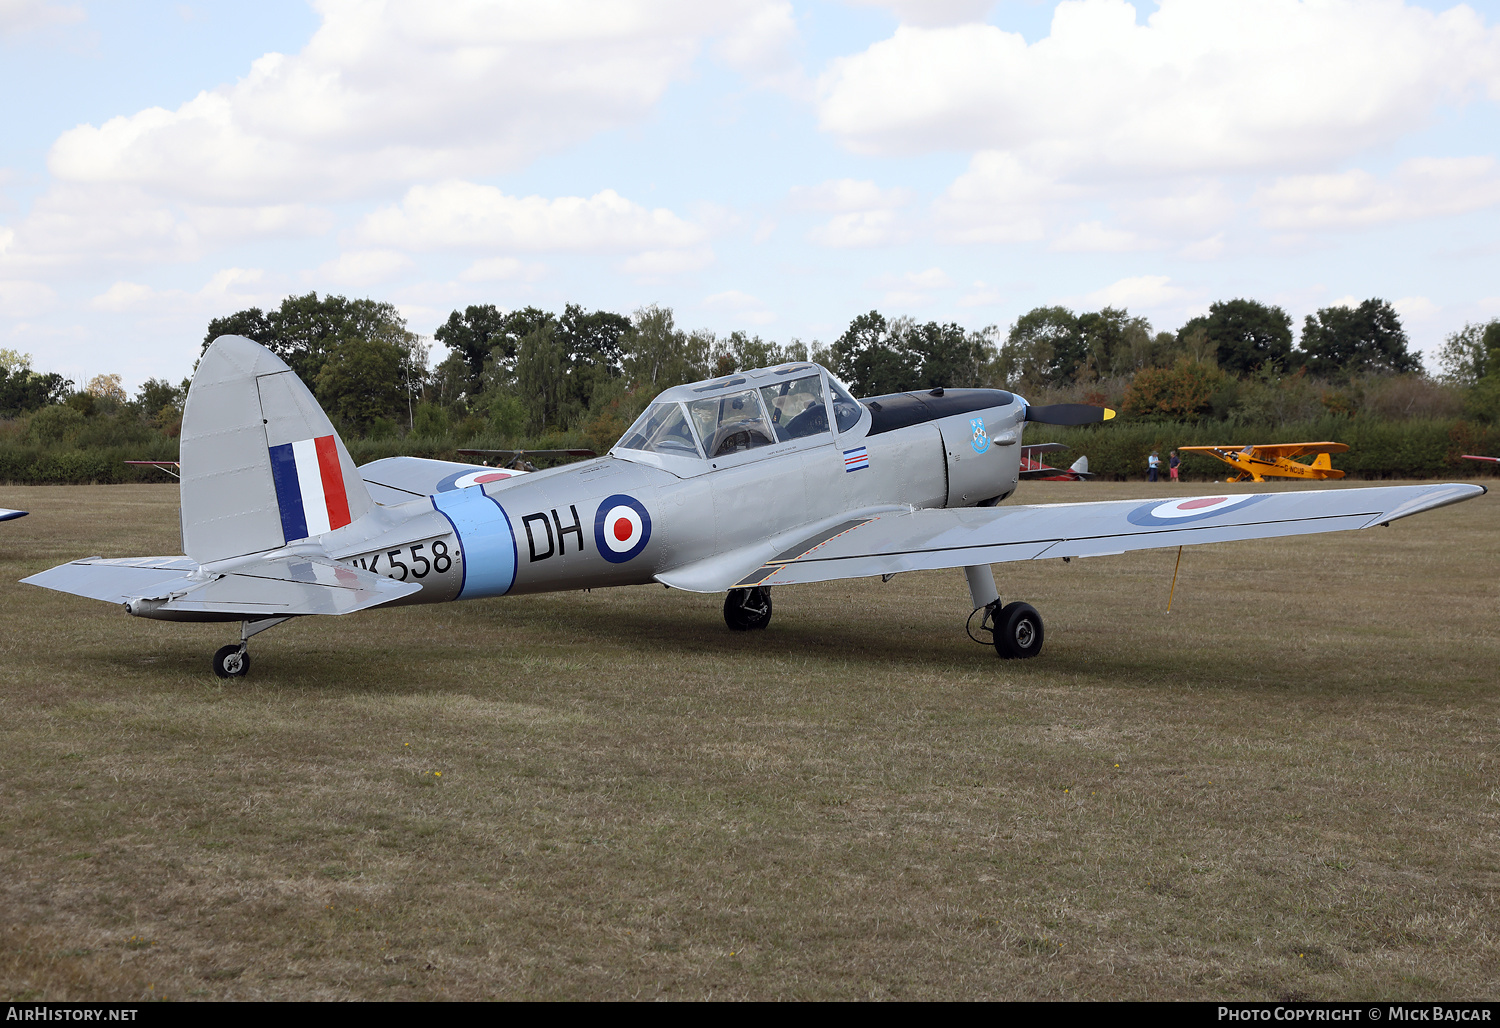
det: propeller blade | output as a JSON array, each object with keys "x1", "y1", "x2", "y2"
[{"x1": 1024, "y1": 404, "x2": 1116, "y2": 426}]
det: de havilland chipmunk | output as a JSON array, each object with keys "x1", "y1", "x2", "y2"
[{"x1": 22, "y1": 336, "x2": 1486, "y2": 678}]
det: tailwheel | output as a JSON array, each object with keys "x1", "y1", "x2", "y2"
[
  {"x1": 993, "y1": 601, "x2": 1044, "y2": 660},
  {"x1": 724, "y1": 586, "x2": 772, "y2": 631},
  {"x1": 212, "y1": 644, "x2": 250, "y2": 679}
]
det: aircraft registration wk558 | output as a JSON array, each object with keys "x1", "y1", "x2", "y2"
[{"x1": 23, "y1": 336, "x2": 1487, "y2": 677}]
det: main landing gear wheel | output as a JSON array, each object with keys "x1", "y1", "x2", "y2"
[
  {"x1": 212, "y1": 644, "x2": 250, "y2": 679},
  {"x1": 724, "y1": 586, "x2": 772, "y2": 631},
  {"x1": 993, "y1": 601, "x2": 1044, "y2": 660}
]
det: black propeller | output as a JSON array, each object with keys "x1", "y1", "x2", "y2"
[{"x1": 1024, "y1": 404, "x2": 1117, "y2": 426}]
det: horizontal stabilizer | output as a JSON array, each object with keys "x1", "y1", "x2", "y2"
[
  {"x1": 23, "y1": 554, "x2": 419, "y2": 617},
  {"x1": 357, "y1": 456, "x2": 524, "y2": 505}
]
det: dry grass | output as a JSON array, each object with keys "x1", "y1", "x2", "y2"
[{"x1": 1, "y1": 479, "x2": 1497, "y2": 1001}]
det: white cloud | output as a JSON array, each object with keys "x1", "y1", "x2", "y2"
[
  {"x1": 1394, "y1": 295, "x2": 1440, "y2": 325},
  {"x1": 619, "y1": 246, "x2": 715, "y2": 277},
  {"x1": 358, "y1": 182, "x2": 706, "y2": 253},
  {"x1": 458, "y1": 257, "x2": 548, "y2": 283},
  {"x1": 702, "y1": 289, "x2": 776, "y2": 325},
  {"x1": 958, "y1": 280, "x2": 1002, "y2": 307},
  {"x1": 807, "y1": 209, "x2": 905, "y2": 248},
  {"x1": 871, "y1": 266, "x2": 952, "y2": 306},
  {"x1": 1114, "y1": 180, "x2": 1236, "y2": 237},
  {"x1": 714, "y1": 1, "x2": 804, "y2": 93},
  {"x1": 0, "y1": 185, "x2": 331, "y2": 273},
  {"x1": 0, "y1": 279, "x2": 58, "y2": 318},
  {"x1": 793, "y1": 178, "x2": 912, "y2": 248},
  {"x1": 0, "y1": 0, "x2": 82, "y2": 35},
  {"x1": 308, "y1": 249, "x2": 414, "y2": 288},
  {"x1": 1050, "y1": 220, "x2": 1155, "y2": 253},
  {"x1": 819, "y1": 1, "x2": 1500, "y2": 178},
  {"x1": 1179, "y1": 233, "x2": 1225, "y2": 261},
  {"x1": 47, "y1": 0, "x2": 794, "y2": 204},
  {"x1": 843, "y1": 0, "x2": 995, "y2": 28},
  {"x1": 87, "y1": 267, "x2": 269, "y2": 314},
  {"x1": 788, "y1": 178, "x2": 912, "y2": 212},
  {"x1": 1085, "y1": 274, "x2": 1192, "y2": 309},
  {"x1": 933, "y1": 151, "x2": 1076, "y2": 243},
  {"x1": 1255, "y1": 157, "x2": 1500, "y2": 231}
]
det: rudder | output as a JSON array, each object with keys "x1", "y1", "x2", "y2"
[{"x1": 180, "y1": 336, "x2": 372, "y2": 563}]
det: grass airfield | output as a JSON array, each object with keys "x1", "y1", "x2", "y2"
[{"x1": 1, "y1": 478, "x2": 1497, "y2": 1002}]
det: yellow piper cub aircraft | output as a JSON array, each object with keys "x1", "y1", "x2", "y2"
[{"x1": 1179, "y1": 442, "x2": 1347, "y2": 483}]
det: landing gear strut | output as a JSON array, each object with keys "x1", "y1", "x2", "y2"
[
  {"x1": 963, "y1": 565, "x2": 1045, "y2": 660},
  {"x1": 724, "y1": 586, "x2": 772, "y2": 631},
  {"x1": 210, "y1": 616, "x2": 290, "y2": 679}
]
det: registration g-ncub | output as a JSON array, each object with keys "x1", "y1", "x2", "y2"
[{"x1": 23, "y1": 335, "x2": 1486, "y2": 678}]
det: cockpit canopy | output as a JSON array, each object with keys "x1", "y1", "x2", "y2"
[{"x1": 616, "y1": 364, "x2": 862, "y2": 460}]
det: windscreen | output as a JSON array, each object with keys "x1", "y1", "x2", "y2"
[
  {"x1": 760, "y1": 375, "x2": 828, "y2": 441},
  {"x1": 616, "y1": 402, "x2": 702, "y2": 458},
  {"x1": 828, "y1": 378, "x2": 863, "y2": 433},
  {"x1": 688, "y1": 389, "x2": 776, "y2": 457}
]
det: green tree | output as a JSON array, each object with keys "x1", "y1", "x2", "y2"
[
  {"x1": 0, "y1": 365, "x2": 71, "y2": 418},
  {"x1": 1297, "y1": 299, "x2": 1421, "y2": 377},
  {"x1": 313, "y1": 337, "x2": 405, "y2": 431},
  {"x1": 622, "y1": 306, "x2": 710, "y2": 392},
  {"x1": 434, "y1": 304, "x2": 511, "y2": 396},
  {"x1": 1122, "y1": 359, "x2": 1229, "y2": 421},
  {"x1": 513, "y1": 323, "x2": 570, "y2": 433},
  {"x1": 134, "y1": 378, "x2": 184, "y2": 420},
  {"x1": 1001, "y1": 306, "x2": 1083, "y2": 385},
  {"x1": 902, "y1": 320, "x2": 991, "y2": 389},
  {"x1": 830, "y1": 311, "x2": 918, "y2": 395},
  {"x1": 202, "y1": 307, "x2": 275, "y2": 350},
  {"x1": 1180, "y1": 299, "x2": 1293, "y2": 376},
  {"x1": 203, "y1": 293, "x2": 413, "y2": 384},
  {"x1": 1435, "y1": 319, "x2": 1500, "y2": 386}
]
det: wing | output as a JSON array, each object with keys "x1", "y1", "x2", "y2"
[
  {"x1": 1021, "y1": 443, "x2": 1070, "y2": 457},
  {"x1": 1243, "y1": 442, "x2": 1349, "y2": 459},
  {"x1": 0, "y1": 508, "x2": 27, "y2": 522},
  {"x1": 356, "y1": 456, "x2": 524, "y2": 505},
  {"x1": 21, "y1": 553, "x2": 419, "y2": 616},
  {"x1": 1463, "y1": 454, "x2": 1499, "y2": 463},
  {"x1": 657, "y1": 483, "x2": 1484, "y2": 592}
]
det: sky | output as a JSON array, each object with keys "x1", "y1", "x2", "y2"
[{"x1": 2, "y1": 0, "x2": 1499, "y2": 392}]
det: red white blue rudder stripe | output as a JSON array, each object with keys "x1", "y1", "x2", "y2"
[{"x1": 269, "y1": 435, "x2": 353, "y2": 541}]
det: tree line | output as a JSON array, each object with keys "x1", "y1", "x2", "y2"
[{"x1": 1, "y1": 292, "x2": 1497, "y2": 475}]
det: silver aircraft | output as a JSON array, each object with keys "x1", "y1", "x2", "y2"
[{"x1": 23, "y1": 335, "x2": 1486, "y2": 677}]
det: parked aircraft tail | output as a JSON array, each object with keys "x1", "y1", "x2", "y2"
[
  {"x1": 180, "y1": 336, "x2": 373, "y2": 563},
  {"x1": 1069, "y1": 456, "x2": 1089, "y2": 475},
  {"x1": 1311, "y1": 452, "x2": 1333, "y2": 471}
]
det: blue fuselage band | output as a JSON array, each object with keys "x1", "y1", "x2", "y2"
[{"x1": 432, "y1": 487, "x2": 517, "y2": 599}]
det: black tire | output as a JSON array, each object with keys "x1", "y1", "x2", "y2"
[
  {"x1": 213, "y1": 644, "x2": 250, "y2": 679},
  {"x1": 724, "y1": 587, "x2": 772, "y2": 631},
  {"x1": 993, "y1": 602, "x2": 1044, "y2": 660}
]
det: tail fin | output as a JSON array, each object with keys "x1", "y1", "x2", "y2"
[
  {"x1": 1312, "y1": 453, "x2": 1332, "y2": 470},
  {"x1": 180, "y1": 336, "x2": 372, "y2": 563},
  {"x1": 1070, "y1": 456, "x2": 1089, "y2": 475}
]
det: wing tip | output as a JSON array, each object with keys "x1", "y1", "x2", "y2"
[{"x1": 1102, "y1": 408, "x2": 1116, "y2": 421}]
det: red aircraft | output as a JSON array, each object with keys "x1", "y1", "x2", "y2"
[{"x1": 1019, "y1": 443, "x2": 1094, "y2": 481}]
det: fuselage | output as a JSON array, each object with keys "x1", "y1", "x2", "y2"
[{"x1": 313, "y1": 370, "x2": 1029, "y2": 609}]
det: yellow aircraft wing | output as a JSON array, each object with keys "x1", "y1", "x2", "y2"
[{"x1": 1179, "y1": 442, "x2": 1348, "y2": 460}]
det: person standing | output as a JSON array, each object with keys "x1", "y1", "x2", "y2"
[
  {"x1": 1148, "y1": 450, "x2": 1160, "y2": 482},
  {"x1": 1169, "y1": 449, "x2": 1180, "y2": 483}
]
